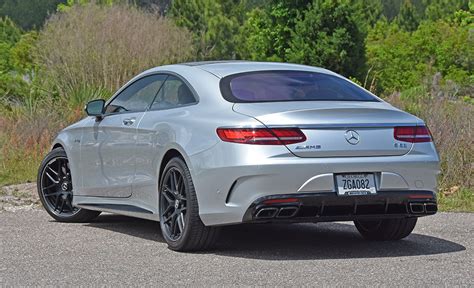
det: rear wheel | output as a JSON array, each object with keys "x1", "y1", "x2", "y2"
[
  {"x1": 354, "y1": 218, "x2": 417, "y2": 241},
  {"x1": 37, "y1": 147, "x2": 100, "y2": 222},
  {"x1": 159, "y1": 157, "x2": 218, "y2": 251}
]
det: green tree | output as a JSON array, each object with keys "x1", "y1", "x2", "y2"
[
  {"x1": 396, "y1": 0, "x2": 420, "y2": 31},
  {"x1": 366, "y1": 19, "x2": 415, "y2": 91},
  {"x1": 129, "y1": 0, "x2": 171, "y2": 15},
  {"x1": 287, "y1": 0, "x2": 366, "y2": 78},
  {"x1": 449, "y1": 3, "x2": 473, "y2": 27},
  {"x1": 170, "y1": 0, "x2": 237, "y2": 60},
  {"x1": 0, "y1": 0, "x2": 66, "y2": 30},
  {"x1": 237, "y1": 0, "x2": 311, "y2": 61},
  {"x1": 381, "y1": 0, "x2": 403, "y2": 21},
  {"x1": 57, "y1": 0, "x2": 118, "y2": 12},
  {"x1": 0, "y1": 17, "x2": 28, "y2": 100},
  {"x1": 352, "y1": 0, "x2": 383, "y2": 30},
  {"x1": 424, "y1": 0, "x2": 469, "y2": 21},
  {"x1": 366, "y1": 16, "x2": 472, "y2": 93},
  {"x1": 11, "y1": 31, "x2": 38, "y2": 77},
  {"x1": 0, "y1": 16, "x2": 21, "y2": 45}
]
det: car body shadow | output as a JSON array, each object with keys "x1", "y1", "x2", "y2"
[{"x1": 85, "y1": 214, "x2": 465, "y2": 260}]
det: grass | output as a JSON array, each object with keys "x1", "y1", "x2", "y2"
[
  {"x1": 438, "y1": 188, "x2": 474, "y2": 212},
  {"x1": 0, "y1": 150, "x2": 39, "y2": 186},
  {"x1": 0, "y1": 118, "x2": 41, "y2": 186}
]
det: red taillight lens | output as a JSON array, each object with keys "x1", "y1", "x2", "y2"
[
  {"x1": 394, "y1": 125, "x2": 432, "y2": 143},
  {"x1": 263, "y1": 198, "x2": 299, "y2": 204},
  {"x1": 216, "y1": 128, "x2": 306, "y2": 145}
]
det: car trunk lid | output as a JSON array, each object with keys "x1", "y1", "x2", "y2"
[{"x1": 233, "y1": 101, "x2": 421, "y2": 157}]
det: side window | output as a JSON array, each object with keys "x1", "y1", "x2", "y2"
[
  {"x1": 105, "y1": 74, "x2": 167, "y2": 114},
  {"x1": 150, "y1": 75, "x2": 196, "y2": 110}
]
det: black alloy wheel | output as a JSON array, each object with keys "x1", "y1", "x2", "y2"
[
  {"x1": 160, "y1": 167, "x2": 188, "y2": 241},
  {"x1": 159, "y1": 157, "x2": 218, "y2": 251},
  {"x1": 40, "y1": 156, "x2": 77, "y2": 216},
  {"x1": 37, "y1": 147, "x2": 100, "y2": 222}
]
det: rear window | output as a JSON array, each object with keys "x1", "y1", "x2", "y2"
[{"x1": 220, "y1": 71, "x2": 378, "y2": 103}]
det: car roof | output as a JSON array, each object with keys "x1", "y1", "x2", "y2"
[{"x1": 147, "y1": 61, "x2": 337, "y2": 79}]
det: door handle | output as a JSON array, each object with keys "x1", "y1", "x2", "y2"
[{"x1": 122, "y1": 118, "x2": 136, "y2": 126}]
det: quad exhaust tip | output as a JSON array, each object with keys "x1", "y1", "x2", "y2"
[
  {"x1": 255, "y1": 206, "x2": 299, "y2": 219},
  {"x1": 424, "y1": 203, "x2": 438, "y2": 213},
  {"x1": 276, "y1": 206, "x2": 299, "y2": 218},
  {"x1": 255, "y1": 207, "x2": 279, "y2": 219},
  {"x1": 409, "y1": 203, "x2": 425, "y2": 214},
  {"x1": 409, "y1": 202, "x2": 438, "y2": 214}
]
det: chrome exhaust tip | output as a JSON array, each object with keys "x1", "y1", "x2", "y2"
[
  {"x1": 409, "y1": 203, "x2": 425, "y2": 214},
  {"x1": 424, "y1": 203, "x2": 438, "y2": 213},
  {"x1": 276, "y1": 206, "x2": 299, "y2": 218},
  {"x1": 255, "y1": 207, "x2": 278, "y2": 219}
]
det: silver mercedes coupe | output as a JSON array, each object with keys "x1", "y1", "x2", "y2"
[{"x1": 37, "y1": 61, "x2": 440, "y2": 251}]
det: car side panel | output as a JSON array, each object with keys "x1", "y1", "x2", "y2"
[
  {"x1": 77, "y1": 112, "x2": 145, "y2": 197},
  {"x1": 51, "y1": 122, "x2": 84, "y2": 196},
  {"x1": 132, "y1": 103, "x2": 265, "y2": 215}
]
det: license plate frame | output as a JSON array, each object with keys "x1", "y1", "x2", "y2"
[{"x1": 335, "y1": 173, "x2": 377, "y2": 196}]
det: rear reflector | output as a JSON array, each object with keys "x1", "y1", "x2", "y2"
[
  {"x1": 263, "y1": 198, "x2": 299, "y2": 204},
  {"x1": 217, "y1": 128, "x2": 306, "y2": 145},
  {"x1": 394, "y1": 125, "x2": 432, "y2": 143},
  {"x1": 408, "y1": 194, "x2": 434, "y2": 199}
]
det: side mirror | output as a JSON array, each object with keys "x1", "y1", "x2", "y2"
[{"x1": 85, "y1": 99, "x2": 105, "y2": 117}]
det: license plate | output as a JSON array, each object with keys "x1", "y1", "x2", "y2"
[{"x1": 336, "y1": 173, "x2": 376, "y2": 196}]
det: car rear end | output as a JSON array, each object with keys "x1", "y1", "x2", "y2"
[{"x1": 191, "y1": 67, "x2": 439, "y2": 227}]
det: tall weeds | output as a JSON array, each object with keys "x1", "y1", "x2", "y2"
[
  {"x1": 0, "y1": 3, "x2": 193, "y2": 185},
  {"x1": 36, "y1": 3, "x2": 193, "y2": 101},
  {"x1": 387, "y1": 78, "x2": 473, "y2": 192}
]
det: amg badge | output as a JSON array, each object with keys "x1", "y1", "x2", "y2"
[{"x1": 295, "y1": 145, "x2": 321, "y2": 150}]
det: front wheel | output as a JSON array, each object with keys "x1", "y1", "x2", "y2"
[
  {"x1": 354, "y1": 218, "x2": 417, "y2": 241},
  {"x1": 37, "y1": 147, "x2": 101, "y2": 222},
  {"x1": 159, "y1": 157, "x2": 218, "y2": 251}
]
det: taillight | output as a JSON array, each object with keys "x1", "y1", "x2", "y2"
[
  {"x1": 216, "y1": 127, "x2": 306, "y2": 145},
  {"x1": 394, "y1": 125, "x2": 432, "y2": 143}
]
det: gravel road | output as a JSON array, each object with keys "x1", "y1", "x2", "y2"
[{"x1": 1, "y1": 209, "x2": 472, "y2": 287}]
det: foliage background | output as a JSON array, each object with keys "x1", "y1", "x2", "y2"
[{"x1": 0, "y1": 0, "x2": 472, "y2": 210}]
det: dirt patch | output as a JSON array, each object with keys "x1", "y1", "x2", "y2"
[{"x1": 0, "y1": 183, "x2": 40, "y2": 211}]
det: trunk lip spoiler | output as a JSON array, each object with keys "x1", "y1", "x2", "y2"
[{"x1": 266, "y1": 123, "x2": 420, "y2": 129}]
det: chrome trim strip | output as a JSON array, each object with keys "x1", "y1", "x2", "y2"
[
  {"x1": 267, "y1": 123, "x2": 419, "y2": 129},
  {"x1": 217, "y1": 125, "x2": 267, "y2": 129}
]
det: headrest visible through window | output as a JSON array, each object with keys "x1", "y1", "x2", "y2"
[{"x1": 177, "y1": 84, "x2": 195, "y2": 104}]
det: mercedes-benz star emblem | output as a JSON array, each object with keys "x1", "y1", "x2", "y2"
[{"x1": 344, "y1": 130, "x2": 360, "y2": 145}]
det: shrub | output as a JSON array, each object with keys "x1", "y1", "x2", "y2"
[
  {"x1": 287, "y1": 0, "x2": 366, "y2": 78},
  {"x1": 0, "y1": 3, "x2": 193, "y2": 186},
  {"x1": 366, "y1": 17, "x2": 472, "y2": 94},
  {"x1": 386, "y1": 77, "x2": 473, "y2": 193},
  {"x1": 35, "y1": 3, "x2": 193, "y2": 104},
  {"x1": 170, "y1": 0, "x2": 237, "y2": 60}
]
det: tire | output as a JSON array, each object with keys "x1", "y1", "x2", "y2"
[
  {"x1": 354, "y1": 218, "x2": 417, "y2": 241},
  {"x1": 159, "y1": 157, "x2": 219, "y2": 251},
  {"x1": 37, "y1": 147, "x2": 101, "y2": 222}
]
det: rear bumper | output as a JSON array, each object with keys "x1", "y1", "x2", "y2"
[
  {"x1": 191, "y1": 141, "x2": 439, "y2": 226},
  {"x1": 242, "y1": 190, "x2": 437, "y2": 223}
]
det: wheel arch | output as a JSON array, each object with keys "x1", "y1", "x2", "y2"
[
  {"x1": 50, "y1": 136, "x2": 68, "y2": 152},
  {"x1": 158, "y1": 147, "x2": 193, "y2": 187},
  {"x1": 52, "y1": 143, "x2": 64, "y2": 150}
]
